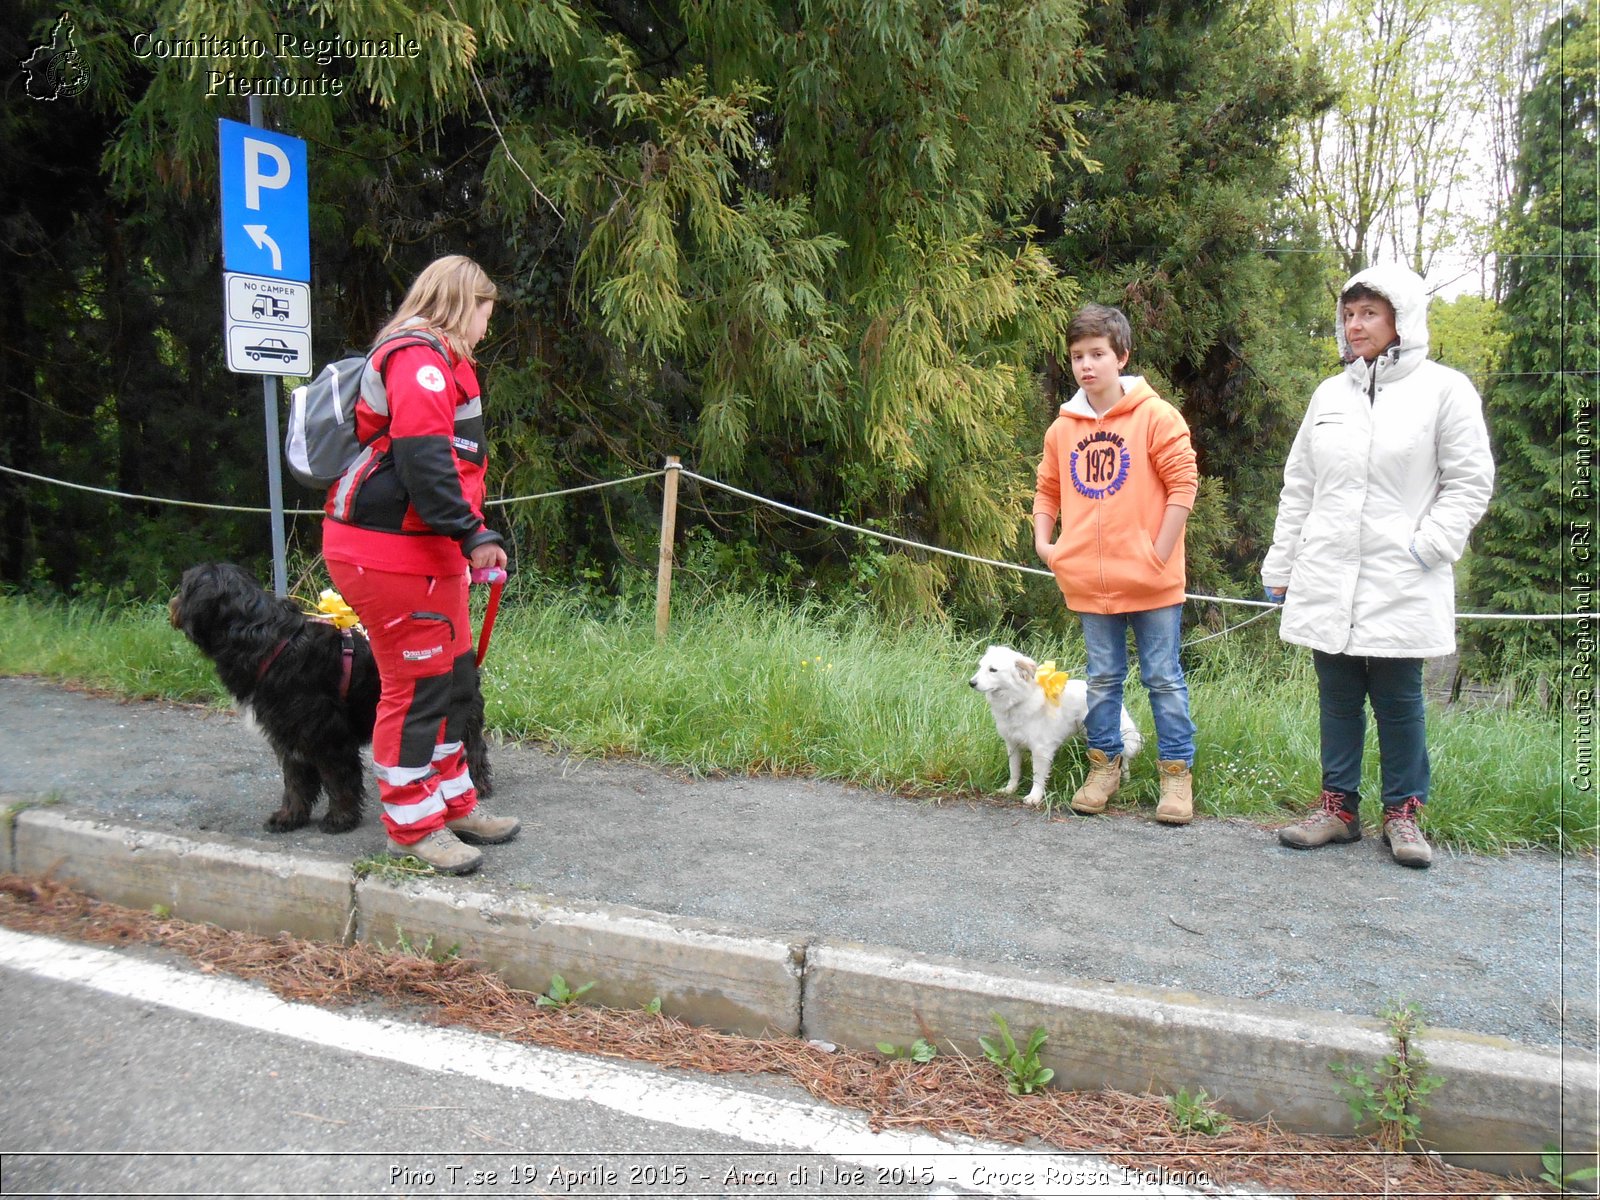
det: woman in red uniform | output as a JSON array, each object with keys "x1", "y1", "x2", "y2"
[{"x1": 323, "y1": 255, "x2": 516, "y2": 874}]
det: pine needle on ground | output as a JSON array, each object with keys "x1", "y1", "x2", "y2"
[{"x1": 0, "y1": 874, "x2": 1547, "y2": 1197}]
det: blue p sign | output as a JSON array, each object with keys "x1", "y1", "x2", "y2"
[{"x1": 219, "y1": 119, "x2": 310, "y2": 283}]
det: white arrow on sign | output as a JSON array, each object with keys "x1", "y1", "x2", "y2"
[{"x1": 243, "y1": 224, "x2": 283, "y2": 272}]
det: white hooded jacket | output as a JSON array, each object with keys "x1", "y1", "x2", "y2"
[{"x1": 1261, "y1": 264, "x2": 1494, "y2": 658}]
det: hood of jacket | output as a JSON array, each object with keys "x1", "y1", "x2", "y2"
[
  {"x1": 1058, "y1": 376, "x2": 1160, "y2": 421},
  {"x1": 1336, "y1": 263, "x2": 1430, "y2": 385}
]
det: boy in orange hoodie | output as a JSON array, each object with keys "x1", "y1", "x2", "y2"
[{"x1": 1033, "y1": 305, "x2": 1199, "y2": 823}]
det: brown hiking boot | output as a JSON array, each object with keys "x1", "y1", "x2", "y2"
[
  {"x1": 1382, "y1": 798, "x2": 1432, "y2": 869},
  {"x1": 388, "y1": 828, "x2": 483, "y2": 875},
  {"x1": 446, "y1": 809, "x2": 521, "y2": 845},
  {"x1": 1278, "y1": 790, "x2": 1361, "y2": 849},
  {"x1": 1155, "y1": 760, "x2": 1193, "y2": 825},
  {"x1": 1071, "y1": 748, "x2": 1122, "y2": 814}
]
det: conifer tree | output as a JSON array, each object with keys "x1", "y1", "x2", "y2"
[
  {"x1": 10, "y1": 0, "x2": 1330, "y2": 618},
  {"x1": 1036, "y1": 0, "x2": 1332, "y2": 593},
  {"x1": 1467, "y1": 8, "x2": 1598, "y2": 671},
  {"x1": 52, "y1": 0, "x2": 1104, "y2": 617}
]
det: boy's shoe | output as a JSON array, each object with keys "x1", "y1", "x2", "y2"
[
  {"x1": 1278, "y1": 790, "x2": 1361, "y2": 849},
  {"x1": 1070, "y1": 749, "x2": 1122, "y2": 814},
  {"x1": 388, "y1": 828, "x2": 483, "y2": 875},
  {"x1": 1154, "y1": 760, "x2": 1193, "y2": 825},
  {"x1": 446, "y1": 809, "x2": 521, "y2": 845},
  {"x1": 1381, "y1": 798, "x2": 1432, "y2": 869}
]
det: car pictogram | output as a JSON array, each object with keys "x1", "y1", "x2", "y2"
[{"x1": 245, "y1": 337, "x2": 298, "y2": 363}]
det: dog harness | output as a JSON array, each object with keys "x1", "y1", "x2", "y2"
[{"x1": 256, "y1": 628, "x2": 356, "y2": 701}]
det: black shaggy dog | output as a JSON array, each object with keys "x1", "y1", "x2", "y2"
[{"x1": 169, "y1": 562, "x2": 492, "y2": 834}]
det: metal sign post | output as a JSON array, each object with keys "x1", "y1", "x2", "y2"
[{"x1": 219, "y1": 100, "x2": 311, "y2": 597}]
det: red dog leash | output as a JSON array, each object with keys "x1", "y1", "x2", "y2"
[{"x1": 471, "y1": 566, "x2": 507, "y2": 667}]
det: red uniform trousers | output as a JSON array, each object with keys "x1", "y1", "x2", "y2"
[{"x1": 326, "y1": 561, "x2": 481, "y2": 844}]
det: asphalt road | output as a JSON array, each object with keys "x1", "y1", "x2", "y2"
[{"x1": 0, "y1": 929, "x2": 1199, "y2": 1199}]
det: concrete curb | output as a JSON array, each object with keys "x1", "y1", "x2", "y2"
[
  {"x1": 7, "y1": 810, "x2": 1595, "y2": 1179},
  {"x1": 14, "y1": 809, "x2": 354, "y2": 944},
  {"x1": 801, "y1": 941, "x2": 1596, "y2": 1180},
  {"x1": 1, "y1": 794, "x2": 21, "y2": 870},
  {"x1": 355, "y1": 876, "x2": 804, "y2": 1038}
]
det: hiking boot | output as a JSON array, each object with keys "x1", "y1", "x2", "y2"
[
  {"x1": 1070, "y1": 748, "x2": 1122, "y2": 814},
  {"x1": 1155, "y1": 760, "x2": 1193, "y2": 825},
  {"x1": 1278, "y1": 790, "x2": 1361, "y2": 849},
  {"x1": 1382, "y1": 798, "x2": 1432, "y2": 869},
  {"x1": 446, "y1": 809, "x2": 521, "y2": 845},
  {"x1": 388, "y1": 828, "x2": 483, "y2": 875}
]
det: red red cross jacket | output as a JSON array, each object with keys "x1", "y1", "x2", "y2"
[{"x1": 322, "y1": 332, "x2": 502, "y2": 576}]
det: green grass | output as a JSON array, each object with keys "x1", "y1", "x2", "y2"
[
  {"x1": 0, "y1": 587, "x2": 1587, "y2": 854},
  {"x1": 0, "y1": 594, "x2": 226, "y2": 702}
]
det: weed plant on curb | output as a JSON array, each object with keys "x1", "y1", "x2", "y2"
[
  {"x1": 1540, "y1": 1144, "x2": 1600, "y2": 1193},
  {"x1": 1, "y1": 793, "x2": 62, "y2": 837},
  {"x1": 979, "y1": 1013, "x2": 1053, "y2": 1096},
  {"x1": 876, "y1": 1037, "x2": 939, "y2": 1063},
  {"x1": 1167, "y1": 1086, "x2": 1232, "y2": 1136},
  {"x1": 0, "y1": 589, "x2": 1582, "y2": 853},
  {"x1": 386, "y1": 925, "x2": 461, "y2": 963},
  {"x1": 352, "y1": 852, "x2": 435, "y2": 883},
  {"x1": 537, "y1": 973, "x2": 595, "y2": 1008},
  {"x1": 1331, "y1": 1000, "x2": 1443, "y2": 1153}
]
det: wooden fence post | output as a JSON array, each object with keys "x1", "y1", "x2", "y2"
[{"x1": 655, "y1": 456, "x2": 682, "y2": 640}]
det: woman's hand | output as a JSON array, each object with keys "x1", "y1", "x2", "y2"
[{"x1": 469, "y1": 542, "x2": 508, "y2": 572}]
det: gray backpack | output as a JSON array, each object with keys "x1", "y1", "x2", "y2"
[{"x1": 284, "y1": 329, "x2": 447, "y2": 489}]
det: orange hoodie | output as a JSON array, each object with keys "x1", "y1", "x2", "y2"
[{"x1": 1033, "y1": 377, "x2": 1199, "y2": 614}]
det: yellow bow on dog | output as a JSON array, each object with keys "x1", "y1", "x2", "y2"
[
  {"x1": 1035, "y1": 660, "x2": 1071, "y2": 705},
  {"x1": 315, "y1": 589, "x2": 363, "y2": 632}
]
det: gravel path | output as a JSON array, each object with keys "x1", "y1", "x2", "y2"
[{"x1": 1, "y1": 677, "x2": 1593, "y2": 1051}]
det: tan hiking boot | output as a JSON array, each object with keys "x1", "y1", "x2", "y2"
[
  {"x1": 446, "y1": 809, "x2": 521, "y2": 845},
  {"x1": 1278, "y1": 789, "x2": 1361, "y2": 849},
  {"x1": 1155, "y1": 760, "x2": 1193, "y2": 825},
  {"x1": 1070, "y1": 748, "x2": 1122, "y2": 814},
  {"x1": 1382, "y1": 798, "x2": 1432, "y2": 869},
  {"x1": 388, "y1": 828, "x2": 483, "y2": 875}
]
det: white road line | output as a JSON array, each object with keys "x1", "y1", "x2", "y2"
[{"x1": 0, "y1": 928, "x2": 1220, "y2": 1198}]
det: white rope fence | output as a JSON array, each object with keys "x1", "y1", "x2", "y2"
[
  {"x1": 674, "y1": 468, "x2": 1594, "y2": 623},
  {"x1": 0, "y1": 464, "x2": 663, "y2": 518},
  {"x1": 2, "y1": 460, "x2": 1594, "y2": 623},
  {"x1": 485, "y1": 471, "x2": 666, "y2": 508}
]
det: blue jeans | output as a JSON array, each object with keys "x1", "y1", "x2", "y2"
[
  {"x1": 1078, "y1": 604, "x2": 1195, "y2": 765},
  {"x1": 1312, "y1": 651, "x2": 1429, "y2": 809}
]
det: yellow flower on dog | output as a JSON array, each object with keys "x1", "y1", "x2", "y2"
[
  {"x1": 315, "y1": 589, "x2": 363, "y2": 632},
  {"x1": 1035, "y1": 660, "x2": 1071, "y2": 705}
]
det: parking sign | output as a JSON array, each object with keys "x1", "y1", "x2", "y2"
[{"x1": 218, "y1": 118, "x2": 310, "y2": 282}]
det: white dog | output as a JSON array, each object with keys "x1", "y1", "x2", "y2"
[{"x1": 968, "y1": 644, "x2": 1145, "y2": 807}]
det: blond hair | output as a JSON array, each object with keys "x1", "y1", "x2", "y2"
[{"x1": 373, "y1": 255, "x2": 498, "y2": 361}]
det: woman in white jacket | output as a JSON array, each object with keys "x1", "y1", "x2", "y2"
[{"x1": 1262, "y1": 263, "x2": 1493, "y2": 868}]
